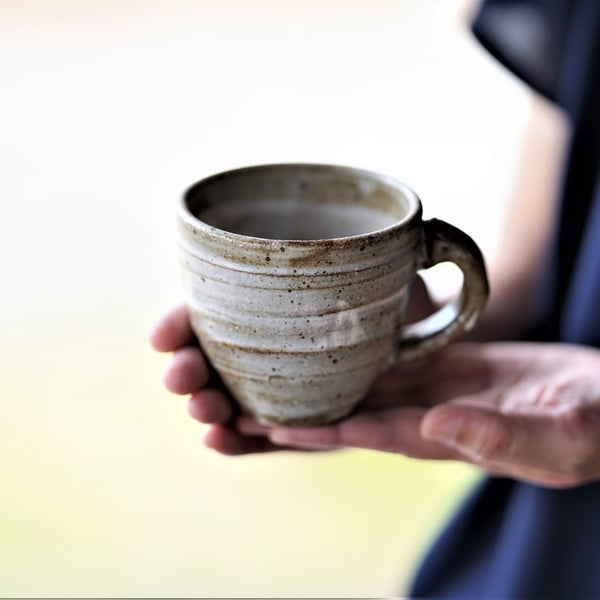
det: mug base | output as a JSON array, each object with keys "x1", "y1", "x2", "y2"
[{"x1": 247, "y1": 405, "x2": 355, "y2": 427}]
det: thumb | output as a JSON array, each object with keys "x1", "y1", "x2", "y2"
[
  {"x1": 420, "y1": 402, "x2": 596, "y2": 487},
  {"x1": 420, "y1": 404, "x2": 528, "y2": 466}
]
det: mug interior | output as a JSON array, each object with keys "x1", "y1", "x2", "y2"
[{"x1": 183, "y1": 164, "x2": 418, "y2": 241}]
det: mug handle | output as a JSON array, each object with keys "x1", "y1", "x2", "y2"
[{"x1": 397, "y1": 218, "x2": 489, "y2": 362}]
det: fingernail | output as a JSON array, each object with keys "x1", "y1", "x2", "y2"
[
  {"x1": 423, "y1": 414, "x2": 487, "y2": 461},
  {"x1": 269, "y1": 429, "x2": 295, "y2": 445},
  {"x1": 422, "y1": 415, "x2": 464, "y2": 445},
  {"x1": 269, "y1": 429, "x2": 331, "y2": 449}
]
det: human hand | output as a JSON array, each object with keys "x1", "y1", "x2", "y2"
[
  {"x1": 149, "y1": 277, "x2": 437, "y2": 455},
  {"x1": 266, "y1": 342, "x2": 600, "y2": 488},
  {"x1": 150, "y1": 304, "x2": 295, "y2": 454},
  {"x1": 148, "y1": 301, "x2": 440, "y2": 456},
  {"x1": 151, "y1": 299, "x2": 600, "y2": 487}
]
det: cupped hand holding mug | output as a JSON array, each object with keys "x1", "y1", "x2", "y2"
[{"x1": 152, "y1": 167, "x2": 600, "y2": 488}]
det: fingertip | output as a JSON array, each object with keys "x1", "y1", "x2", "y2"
[
  {"x1": 150, "y1": 319, "x2": 176, "y2": 352},
  {"x1": 420, "y1": 406, "x2": 465, "y2": 443},
  {"x1": 202, "y1": 425, "x2": 255, "y2": 456},
  {"x1": 150, "y1": 305, "x2": 195, "y2": 352},
  {"x1": 268, "y1": 427, "x2": 337, "y2": 449},
  {"x1": 268, "y1": 428, "x2": 294, "y2": 445},
  {"x1": 202, "y1": 425, "x2": 228, "y2": 452},
  {"x1": 421, "y1": 404, "x2": 513, "y2": 464},
  {"x1": 235, "y1": 415, "x2": 272, "y2": 436},
  {"x1": 163, "y1": 347, "x2": 209, "y2": 394},
  {"x1": 149, "y1": 318, "x2": 167, "y2": 352},
  {"x1": 187, "y1": 389, "x2": 233, "y2": 424}
]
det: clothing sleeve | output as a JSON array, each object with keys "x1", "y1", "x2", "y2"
[{"x1": 471, "y1": 0, "x2": 577, "y2": 103}]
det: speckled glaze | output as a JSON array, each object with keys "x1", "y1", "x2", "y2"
[{"x1": 177, "y1": 164, "x2": 488, "y2": 426}]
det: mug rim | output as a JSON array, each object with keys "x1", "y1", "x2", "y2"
[{"x1": 178, "y1": 163, "x2": 422, "y2": 245}]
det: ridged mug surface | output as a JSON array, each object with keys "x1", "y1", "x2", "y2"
[{"x1": 177, "y1": 164, "x2": 429, "y2": 426}]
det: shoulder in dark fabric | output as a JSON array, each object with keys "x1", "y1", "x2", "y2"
[{"x1": 471, "y1": 0, "x2": 576, "y2": 103}]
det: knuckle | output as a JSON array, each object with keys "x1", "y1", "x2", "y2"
[
  {"x1": 556, "y1": 406, "x2": 600, "y2": 480},
  {"x1": 461, "y1": 417, "x2": 514, "y2": 461}
]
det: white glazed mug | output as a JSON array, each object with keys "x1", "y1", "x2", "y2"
[{"x1": 177, "y1": 164, "x2": 488, "y2": 426}]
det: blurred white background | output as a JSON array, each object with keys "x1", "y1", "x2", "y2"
[{"x1": 1, "y1": 0, "x2": 533, "y2": 597}]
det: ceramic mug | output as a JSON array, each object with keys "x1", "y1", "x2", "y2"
[{"x1": 177, "y1": 164, "x2": 488, "y2": 426}]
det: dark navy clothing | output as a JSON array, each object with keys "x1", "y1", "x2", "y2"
[
  {"x1": 410, "y1": 1, "x2": 600, "y2": 598},
  {"x1": 410, "y1": 479, "x2": 600, "y2": 598}
]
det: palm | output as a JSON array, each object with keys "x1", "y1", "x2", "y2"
[
  {"x1": 273, "y1": 342, "x2": 600, "y2": 487},
  {"x1": 152, "y1": 297, "x2": 600, "y2": 487}
]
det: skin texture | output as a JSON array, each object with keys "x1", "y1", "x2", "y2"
[
  {"x1": 151, "y1": 95, "x2": 597, "y2": 489},
  {"x1": 150, "y1": 303, "x2": 600, "y2": 488}
]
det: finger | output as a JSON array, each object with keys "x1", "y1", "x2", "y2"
[
  {"x1": 163, "y1": 346, "x2": 210, "y2": 394},
  {"x1": 420, "y1": 402, "x2": 596, "y2": 486},
  {"x1": 203, "y1": 424, "x2": 326, "y2": 456},
  {"x1": 269, "y1": 407, "x2": 465, "y2": 460},
  {"x1": 236, "y1": 415, "x2": 273, "y2": 436},
  {"x1": 150, "y1": 304, "x2": 196, "y2": 352},
  {"x1": 187, "y1": 388, "x2": 234, "y2": 424},
  {"x1": 203, "y1": 425, "x2": 283, "y2": 455}
]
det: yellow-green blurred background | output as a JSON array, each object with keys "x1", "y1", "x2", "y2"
[{"x1": 1, "y1": 0, "x2": 533, "y2": 597}]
